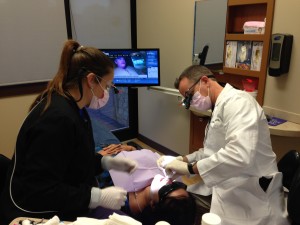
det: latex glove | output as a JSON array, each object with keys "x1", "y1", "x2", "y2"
[
  {"x1": 102, "y1": 156, "x2": 137, "y2": 173},
  {"x1": 164, "y1": 159, "x2": 189, "y2": 177},
  {"x1": 157, "y1": 155, "x2": 176, "y2": 168},
  {"x1": 176, "y1": 156, "x2": 184, "y2": 161},
  {"x1": 98, "y1": 186, "x2": 127, "y2": 210}
]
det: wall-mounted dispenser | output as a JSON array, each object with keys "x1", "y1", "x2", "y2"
[{"x1": 269, "y1": 33, "x2": 293, "y2": 76}]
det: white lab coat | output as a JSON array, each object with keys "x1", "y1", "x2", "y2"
[{"x1": 186, "y1": 84, "x2": 289, "y2": 225}]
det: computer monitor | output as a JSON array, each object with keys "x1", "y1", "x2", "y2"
[{"x1": 101, "y1": 48, "x2": 160, "y2": 86}]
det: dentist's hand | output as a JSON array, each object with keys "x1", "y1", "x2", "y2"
[
  {"x1": 101, "y1": 156, "x2": 137, "y2": 173},
  {"x1": 176, "y1": 156, "x2": 184, "y2": 161},
  {"x1": 157, "y1": 155, "x2": 177, "y2": 167},
  {"x1": 164, "y1": 159, "x2": 190, "y2": 178}
]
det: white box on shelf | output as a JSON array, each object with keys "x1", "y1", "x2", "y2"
[{"x1": 243, "y1": 21, "x2": 265, "y2": 34}]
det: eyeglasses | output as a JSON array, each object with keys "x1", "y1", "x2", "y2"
[
  {"x1": 158, "y1": 181, "x2": 187, "y2": 202},
  {"x1": 96, "y1": 76, "x2": 119, "y2": 94},
  {"x1": 179, "y1": 78, "x2": 201, "y2": 109}
]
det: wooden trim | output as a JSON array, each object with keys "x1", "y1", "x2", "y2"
[
  {"x1": 0, "y1": 82, "x2": 47, "y2": 98},
  {"x1": 137, "y1": 134, "x2": 179, "y2": 156},
  {"x1": 223, "y1": 68, "x2": 261, "y2": 77},
  {"x1": 228, "y1": 0, "x2": 269, "y2": 6},
  {"x1": 225, "y1": 34, "x2": 265, "y2": 41}
]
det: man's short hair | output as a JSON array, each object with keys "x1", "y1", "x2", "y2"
[{"x1": 174, "y1": 65, "x2": 214, "y2": 89}]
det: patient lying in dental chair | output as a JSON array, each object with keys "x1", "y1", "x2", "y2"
[
  {"x1": 90, "y1": 118, "x2": 196, "y2": 225},
  {"x1": 109, "y1": 149, "x2": 196, "y2": 225}
]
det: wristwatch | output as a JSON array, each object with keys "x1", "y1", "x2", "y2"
[{"x1": 188, "y1": 162, "x2": 196, "y2": 174}]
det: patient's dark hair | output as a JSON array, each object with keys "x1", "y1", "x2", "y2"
[{"x1": 138, "y1": 193, "x2": 196, "y2": 225}]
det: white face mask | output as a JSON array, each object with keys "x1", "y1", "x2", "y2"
[
  {"x1": 190, "y1": 81, "x2": 212, "y2": 111},
  {"x1": 88, "y1": 80, "x2": 110, "y2": 109}
]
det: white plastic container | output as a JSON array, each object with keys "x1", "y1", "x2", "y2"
[
  {"x1": 201, "y1": 213, "x2": 221, "y2": 225},
  {"x1": 155, "y1": 221, "x2": 170, "y2": 225}
]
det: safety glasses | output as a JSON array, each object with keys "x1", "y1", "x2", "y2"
[
  {"x1": 179, "y1": 78, "x2": 201, "y2": 109},
  {"x1": 96, "y1": 76, "x2": 119, "y2": 94},
  {"x1": 179, "y1": 75, "x2": 215, "y2": 109},
  {"x1": 158, "y1": 181, "x2": 187, "y2": 202}
]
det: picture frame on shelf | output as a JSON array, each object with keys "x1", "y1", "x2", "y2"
[
  {"x1": 250, "y1": 42, "x2": 263, "y2": 71},
  {"x1": 225, "y1": 41, "x2": 237, "y2": 68},
  {"x1": 236, "y1": 41, "x2": 252, "y2": 70}
]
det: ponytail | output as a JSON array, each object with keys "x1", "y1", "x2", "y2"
[{"x1": 31, "y1": 40, "x2": 113, "y2": 113}]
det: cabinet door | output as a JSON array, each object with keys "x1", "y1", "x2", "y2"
[{"x1": 189, "y1": 112, "x2": 209, "y2": 153}]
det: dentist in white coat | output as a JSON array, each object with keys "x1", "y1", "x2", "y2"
[{"x1": 158, "y1": 65, "x2": 289, "y2": 225}]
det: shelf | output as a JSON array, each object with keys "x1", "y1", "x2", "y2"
[
  {"x1": 227, "y1": 3, "x2": 267, "y2": 33},
  {"x1": 223, "y1": 67, "x2": 261, "y2": 77},
  {"x1": 225, "y1": 34, "x2": 265, "y2": 41},
  {"x1": 190, "y1": 0, "x2": 275, "y2": 153},
  {"x1": 223, "y1": 0, "x2": 274, "y2": 106},
  {"x1": 228, "y1": 0, "x2": 269, "y2": 6}
]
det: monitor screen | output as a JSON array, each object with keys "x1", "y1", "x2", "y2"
[{"x1": 101, "y1": 48, "x2": 160, "y2": 86}]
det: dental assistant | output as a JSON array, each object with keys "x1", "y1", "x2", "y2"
[
  {"x1": 158, "y1": 65, "x2": 289, "y2": 225},
  {"x1": 0, "y1": 40, "x2": 137, "y2": 224}
]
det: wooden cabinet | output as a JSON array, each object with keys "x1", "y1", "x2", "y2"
[
  {"x1": 189, "y1": 112, "x2": 209, "y2": 153},
  {"x1": 189, "y1": 0, "x2": 275, "y2": 152},
  {"x1": 223, "y1": 0, "x2": 275, "y2": 105}
]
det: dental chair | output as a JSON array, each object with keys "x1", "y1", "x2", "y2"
[
  {"x1": 277, "y1": 150, "x2": 300, "y2": 225},
  {"x1": 288, "y1": 165, "x2": 300, "y2": 225}
]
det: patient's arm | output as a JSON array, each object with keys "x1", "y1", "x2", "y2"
[{"x1": 98, "y1": 144, "x2": 136, "y2": 156}]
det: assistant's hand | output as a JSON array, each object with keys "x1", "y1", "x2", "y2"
[
  {"x1": 101, "y1": 156, "x2": 137, "y2": 173},
  {"x1": 164, "y1": 159, "x2": 189, "y2": 177},
  {"x1": 98, "y1": 186, "x2": 127, "y2": 210}
]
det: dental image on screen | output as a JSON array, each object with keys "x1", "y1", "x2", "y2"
[{"x1": 101, "y1": 49, "x2": 160, "y2": 86}]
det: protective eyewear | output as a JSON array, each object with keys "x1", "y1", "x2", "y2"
[
  {"x1": 96, "y1": 76, "x2": 119, "y2": 94},
  {"x1": 158, "y1": 181, "x2": 187, "y2": 202},
  {"x1": 179, "y1": 78, "x2": 201, "y2": 109},
  {"x1": 180, "y1": 75, "x2": 215, "y2": 109}
]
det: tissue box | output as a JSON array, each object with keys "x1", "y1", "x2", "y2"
[{"x1": 243, "y1": 21, "x2": 265, "y2": 34}]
